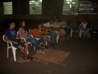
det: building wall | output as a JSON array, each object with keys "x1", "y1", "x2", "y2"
[{"x1": 0, "y1": 0, "x2": 98, "y2": 31}]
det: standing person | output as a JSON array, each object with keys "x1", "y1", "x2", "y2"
[
  {"x1": 19, "y1": 21, "x2": 45, "y2": 53},
  {"x1": 5, "y1": 22, "x2": 31, "y2": 60}
]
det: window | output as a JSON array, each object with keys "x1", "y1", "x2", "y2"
[
  {"x1": 29, "y1": 0, "x2": 42, "y2": 15},
  {"x1": 3, "y1": 2, "x2": 13, "y2": 14},
  {"x1": 63, "y1": 0, "x2": 78, "y2": 15}
]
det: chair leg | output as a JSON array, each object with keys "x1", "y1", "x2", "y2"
[
  {"x1": 79, "y1": 30, "x2": 82, "y2": 38},
  {"x1": 12, "y1": 48, "x2": 16, "y2": 62},
  {"x1": 46, "y1": 41, "x2": 47, "y2": 45},
  {"x1": 70, "y1": 30, "x2": 73, "y2": 38},
  {"x1": 34, "y1": 46, "x2": 36, "y2": 50},
  {"x1": 7, "y1": 48, "x2": 9, "y2": 58},
  {"x1": 27, "y1": 50, "x2": 29, "y2": 55},
  {"x1": 56, "y1": 33, "x2": 59, "y2": 43}
]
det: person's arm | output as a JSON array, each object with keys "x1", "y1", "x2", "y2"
[
  {"x1": 19, "y1": 31, "x2": 30, "y2": 38},
  {"x1": 5, "y1": 36, "x2": 18, "y2": 44}
]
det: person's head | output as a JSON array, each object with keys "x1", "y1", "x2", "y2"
[
  {"x1": 9, "y1": 22, "x2": 15, "y2": 29},
  {"x1": 49, "y1": 20, "x2": 53, "y2": 24},
  {"x1": 20, "y1": 21, "x2": 25, "y2": 28},
  {"x1": 55, "y1": 18, "x2": 59, "y2": 22}
]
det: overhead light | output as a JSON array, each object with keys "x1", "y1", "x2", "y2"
[
  {"x1": 72, "y1": 2, "x2": 76, "y2": 4},
  {"x1": 39, "y1": 0, "x2": 42, "y2": 2}
]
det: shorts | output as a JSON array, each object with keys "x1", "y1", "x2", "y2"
[
  {"x1": 37, "y1": 35, "x2": 49, "y2": 39},
  {"x1": 12, "y1": 40, "x2": 25, "y2": 48}
]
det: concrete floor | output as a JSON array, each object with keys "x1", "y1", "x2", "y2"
[{"x1": 0, "y1": 33, "x2": 98, "y2": 74}]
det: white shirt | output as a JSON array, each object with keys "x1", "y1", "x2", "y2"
[
  {"x1": 44, "y1": 22, "x2": 53, "y2": 27},
  {"x1": 81, "y1": 22, "x2": 88, "y2": 29}
]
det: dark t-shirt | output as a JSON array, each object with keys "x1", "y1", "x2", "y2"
[{"x1": 5, "y1": 28, "x2": 17, "y2": 41}]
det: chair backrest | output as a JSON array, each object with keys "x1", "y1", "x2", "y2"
[
  {"x1": 17, "y1": 31, "x2": 20, "y2": 35},
  {"x1": 3, "y1": 34, "x2": 6, "y2": 42}
]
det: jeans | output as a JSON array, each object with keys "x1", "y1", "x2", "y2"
[
  {"x1": 82, "y1": 29, "x2": 89, "y2": 36},
  {"x1": 63, "y1": 27, "x2": 71, "y2": 37},
  {"x1": 26, "y1": 38, "x2": 40, "y2": 50},
  {"x1": 48, "y1": 32, "x2": 57, "y2": 44},
  {"x1": 38, "y1": 35, "x2": 49, "y2": 39}
]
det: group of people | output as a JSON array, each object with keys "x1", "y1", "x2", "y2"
[{"x1": 5, "y1": 18, "x2": 90, "y2": 60}]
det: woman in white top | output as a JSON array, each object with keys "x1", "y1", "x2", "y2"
[{"x1": 80, "y1": 19, "x2": 89, "y2": 37}]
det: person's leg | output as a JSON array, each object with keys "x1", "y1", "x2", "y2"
[
  {"x1": 48, "y1": 32, "x2": 57, "y2": 44},
  {"x1": 38, "y1": 35, "x2": 49, "y2": 45},
  {"x1": 24, "y1": 42, "x2": 29, "y2": 54},
  {"x1": 26, "y1": 38, "x2": 40, "y2": 50},
  {"x1": 12, "y1": 40, "x2": 27, "y2": 56},
  {"x1": 17, "y1": 40, "x2": 28, "y2": 56},
  {"x1": 18, "y1": 45, "x2": 28, "y2": 56}
]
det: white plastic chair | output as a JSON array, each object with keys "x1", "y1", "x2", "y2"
[
  {"x1": 70, "y1": 27, "x2": 80, "y2": 38},
  {"x1": 53, "y1": 30, "x2": 59, "y2": 43},
  {"x1": 3, "y1": 34, "x2": 29, "y2": 62}
]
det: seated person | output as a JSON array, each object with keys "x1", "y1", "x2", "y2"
[
  {"x1": 61, "y1": 18, "x2": 70, "y2": 40},
  {"x1": 44, "y1": 20, "x2": 53, "y2": 28},
  {"x1": 71, "y1": 19, "x2": 78, "y2": 31},
  {"x1": 43, "y1": 20, "x2": 57, "y2": 46},
  {"x1": 38, "y1": 23, "x2": 44, "y2": 28},
  {"x1": 5, "y1": 22, "x2": 31, "y2": 60},
  {"x1": 70, "y1": 19, "x2": 79, "y2": 36},
  {"x1": 30, "y1": 26, "x2": 49, "y2": 48},
  {"x1": 80, "y1": 19, "x2": 89, "y2": 37},
  {"x1": 91, "y1": 19, "x2": 98, "y2": 38},
  {"x1": 53, "y1": 18, "x2": 64, "y2": 41},
  {"x1": 53, "y1": 18, "x2": 61, "y2": 29},
  {"x1": 19, "y1": 21, "x2": 44, "y2": 53}
]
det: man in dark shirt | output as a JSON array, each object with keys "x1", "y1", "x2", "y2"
[{"x1": 5, "y1": 22, "x2": 30, "y2": 60}]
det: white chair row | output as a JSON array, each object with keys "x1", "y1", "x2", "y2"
[{"x1": 70, "y1": 27, "x2": 91, "y2": 38}]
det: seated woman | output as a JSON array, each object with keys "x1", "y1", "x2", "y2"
[
  {"x1": 80, "y1": 19, "x2": 89, "y2": 37},
  {"x1": 19, "y1": 21, "x2": 44, "y2": 53}
]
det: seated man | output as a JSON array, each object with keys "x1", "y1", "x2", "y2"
[
  {"x1": 70, "y1": 19, "x2": 79, "y2": 37},
  {"x1": 43, "y1": 20, "x2": 57, "y2": 46},
  {"x1": 44, "y1": 20, "x2": 53, "y2": 28},
  {"x1": 5, "y1": 22, "x2": 31, "y2": 60},
  {"x1": 30, "y1": 27, "x2": 49, "y2": 48},
  {"x1": 61, "y1": 18, "x2": 70, "y2": 40},
  {"x1": 53, "y1": 18, "x2": 63, "y2": 41}
]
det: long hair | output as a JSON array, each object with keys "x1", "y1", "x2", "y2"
[{"x1": 20, "y1": 21, "x2": 26, "y2": 31}]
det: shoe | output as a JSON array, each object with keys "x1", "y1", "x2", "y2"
[
  {"x1": 23, "y1": 56, "x2": 30, "y2": 60},
  {"x1": 23, "y1": 55, "x2": 34, "y2": 60},
  {"x1": 36, "y1": 50, "x2": 45, "y2": 53},
  {"x1": 39, "y1": 43, "x2": 44, "y2": 48},
  {"x1": 44, "y1": 45, "x2": 48, "y2": 49}
]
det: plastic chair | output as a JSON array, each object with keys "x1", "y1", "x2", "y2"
[
  {"x1": 70, "y1": 27, "x2": 80, "y2": 38},
  {"x1": 3, "y1": 34, "x2": 29, "y2": 62}
]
